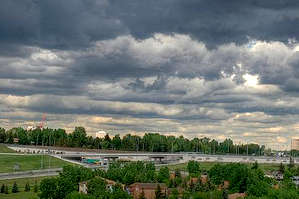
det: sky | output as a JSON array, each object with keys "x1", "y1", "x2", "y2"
[{"x1": 1, "y1": 0, "x2": 299, "y2": 149}]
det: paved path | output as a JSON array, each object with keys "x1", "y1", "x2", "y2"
[
  {"x1": 0, "y1": 153, "x2": 39, "y2": 156},
  {"x1": 0, "y1": 168, "x2": 62, "y2": 180}
]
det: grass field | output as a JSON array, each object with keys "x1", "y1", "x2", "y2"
[
  {"x1": 0, "y1": 154, "x2": 72, "y2": 173},
  {"x1": 166, "y1": 162, "x2": 281, "y2": 172},
  {"x1": 0, "y1": 191, "x2": 38, "y2": 199},
  {"x1": 0, "y1": 145, "x2": 15, "y2": 153},
  {"x1": 0, "y1": 176, "x2": 51, "y2": 190},
  {"x1": 0, "y1": 177, "x2": 51, "y2": 199}
]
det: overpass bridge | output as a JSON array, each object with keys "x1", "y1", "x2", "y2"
[{"x1": 6, "y1": 145, "x2": 299, "y2": 168}]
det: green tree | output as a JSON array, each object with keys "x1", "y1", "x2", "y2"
[
  {"x1": 279, "y1": 162, "x2": 285, "y2": 173},
  {"x1": 251, "y1": 161, "x2": 259, "y2": 170},
  {"x1": 157, "y1": 167, "x2": 170, "y2": 183},
  {"x1": 102, "y1": 134, "x2": 112, "y2": 149},
  {"x1": 0, "y1": 184, "x2": 5, "y2": 193},
  {"x1": 4, "y1": 185, "x2": 8, "y2": 194},
  {"x1": 72, "y1": 127, "x2": 87, "y2": 147},
  {"x1": 12, "y1": 181, "x2": 18, "y2": 193},
  {"x1": 39, "y1": 178, "x2": 58, "y2": 199},
  {"x1": 65, "y1": 192, "x2": 95, "y2": 199},
  {"x1": 187, "y1": 161, "x2": 200, "y2": 176},
  {"x1": 288, "y1": 156, "x2": 295, "y2": 169},
  {"x1": 87, "y1": 177, "x2": 107, "y2": 197},
  {"x1": 33, "y1": 180, "x2": 39, "y2": 193},
  {"x1": 54, "y1": 165, "x2": 94, "y2": 199},
  {"x1": 222, "y1": 189, "x2": 228, "y2": 199},
  {"x1": 169, "y1": 188, "x2": 179, "y2": 199},
  {"x1": 0, "y1": 128, "x2": 6, "y2": 143},
  {"x1": 110, "y1": 184, "x2": 132, "y2": 199},
  {"x1": 25, "y1": 182, "x2": 30, "y2": 192},
  {"x1": 112, "y1": 134, "x2": 122, "y2": 150}
]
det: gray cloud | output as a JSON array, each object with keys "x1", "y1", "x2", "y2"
[
  {"x1": 1, "y1": 0, "x2": 299, "y2": 51},
  {"x1": 1, "y1": 0, "x2": 299, "y2": 148}
]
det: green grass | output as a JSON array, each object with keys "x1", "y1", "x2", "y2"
[
  {"x1": 0, "y1": 176, "x2": 55, "y2": 198},
  {"x1": 166, "y1": 162, "x2": 281, "y2": 172},
  {"x1": 166, "y1": 162, "x2": 217, "y2": 171},
  {"x1": 0, "y1": 191, "x2": 38, "y2": 199},
  {"x1": 0, "y1": 176, "x2": 51, "y2": 190},
  {"x1": 0, "y1": 154, "x2": 72, "y2": 173},
  {"x1": 0, "y1": 145, "x2": 15, "y2": 153}
]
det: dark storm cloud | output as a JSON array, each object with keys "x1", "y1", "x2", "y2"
[
  {"x1": 108, "y1": 0, "x2": 299, "y2": 47},
  {"x1": 2, "y1": 0, "x2": 299, "y2": 146},
  {"x1": 0, "y1": 0, "x2": 127, "y2": 51},
  {"x1": 1, "y1": 0, "x2": 299, "y2": 51}
]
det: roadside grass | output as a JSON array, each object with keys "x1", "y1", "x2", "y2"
[
  {"x1": 0, "y1": 145, "x2": 15, "y2": 153},
  {"x1": 0, "y1": 191, "x2": 38, "y2": 199},
  {"x1": 165, "y1": 162, "x2": 217, "y2": 171},
  {"x1": 0, "y1": 154, "x2": 72, "y2": 173},
  {"x1": 0, "y1": 177, "x2": 53, "y2": 199},
  {"x1": 0, "y1": 176, "x2": 52, "y2": 190},
  {"x1": 166, "y1": 162, "x2": 281, "y2": 172}
]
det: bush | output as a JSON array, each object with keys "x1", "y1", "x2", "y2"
[
  {"x1": 0, "y1": 184, "x2": 5, "y2": 193},
  {"x1": 12, "y1": 182, "x2": 18, "y2": 193},
  {"x1": 33, "y1": 181, "x2": 39, "y2": 193},
  {"x1": 25, "y1": 182, "x2": 30, "y2": 192},
  {"x1": 4, "y1": 185, "x2": 9, "y2": 194},
  {"x1": 187, "y1": 161, "x2": 200, "y2": 176},
  {"x1": 65, "y1": 191, "x2": 95, "y2": 199},
  {"x1": 39, "y1": 178, "x2": 57, "y2": 199}
]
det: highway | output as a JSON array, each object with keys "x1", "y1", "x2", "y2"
[
  {"x1": 7, "y1": 145, "x2": 297, "y2": 166},
  {"x1": 1, "y1": 145, "x2": 297, "y2": 180},
  {"x1": 0, "y1": 168, "x2": 62, "y2": 180}
]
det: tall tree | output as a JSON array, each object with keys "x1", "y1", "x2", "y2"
[{"x1": 12, "y1": 182, "x2": 18, "y2": 193}]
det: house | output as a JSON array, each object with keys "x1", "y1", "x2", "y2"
[
  {"x1": 79, "y1": 181, "x2": 88, "y2": 194},
  {"x1": 200, "y1": 175, "x2": 208, "y2": 184},
  {"x1": 218, "y1": 180, "x2": 230, "y2": 190},
  {"x1": 228, "y1": 193, "x2": 246, "y2": 199},
  {"x1": 291, "y1": 176, "x2": 299, "y2": 186},
  {"x1": 170, "y1": 172, "x2": 176, "y2": 180},
  {"x1": 129, "y1": 183, "x2": 168, "y2": 199},
  {"x1": 188, "y1": 177, "x2": 199, "y2": 185},
  {"x1": 79, "y1": 177, "x2": 122, "y2": 194},
  {"x1": 266, "y1": 171, "x2": 283, "y2": 181},
  {"x1": 223, "y1": 180, "x2": 230, "y2": 189}
]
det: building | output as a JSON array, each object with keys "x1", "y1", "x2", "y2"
[
  {"x1": 228, "y1": 193, "x2": 246, "y2": 199},
  {"x1": 128, "y1": 183, "x2": 167, "y2": 199},
  {"x1": 79, "y1": 181, "x2": 88, "y2": 194},
  {"x1": 292, "y1": 139, "x2": 299, "y2": 150},
  {"x1": 265, "y1": 171, "x2": 284, "y2": 181},
  {"x1": 291, "y1": 176, "x2": 299, "y2": 186},
  {"x1": 200, "y1": 175, "x2": 208, "y2": 184},
  {"x1": 218, "y1": 180, "x2": 230, "y2": 190}
]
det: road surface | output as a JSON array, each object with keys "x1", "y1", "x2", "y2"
[{"x1": 0, "y1": 168, "x2": 62, "y2": 180}]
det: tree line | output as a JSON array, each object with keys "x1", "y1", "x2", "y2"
[
  {"x1": 38, "y1": 161, "x2": 299, "y2": 199},
  {"x1": 0, "y1": 126, "x2": 265, "y2": 155}
]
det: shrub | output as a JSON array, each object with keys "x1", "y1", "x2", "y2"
[
  {"x1": 25, "y1": 182, "x2": 30, "y2": 192},
  {"x1": 0, "y1": 184, "x2": 5, "y2": 193},
  {"x1": 12, "y1": 182, "x2": 18, "y2": 193}
]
